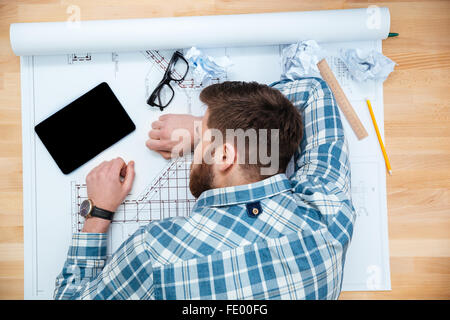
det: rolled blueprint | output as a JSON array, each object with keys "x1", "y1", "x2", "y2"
[{"x1": 10, "y1": 8, "x2": 390, "y2": 56}]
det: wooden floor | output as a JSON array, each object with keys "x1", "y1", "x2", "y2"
[{"x1": 0, "y1": 0, "x2": 449, "y2": 300}]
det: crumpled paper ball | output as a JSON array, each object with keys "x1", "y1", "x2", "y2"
[
  {"x1": 281, "y1": 40, "x2": 326, "y2": 80},
  {"x1": 185, "y1": 47, "x2": 233, "y2": 86},
  {"x1": 339, "y1": 49, "x2": 396, "y2": 82}
]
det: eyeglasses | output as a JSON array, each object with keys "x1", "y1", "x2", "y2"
[{"x1": 147, "y1": 51, "x2": 189, "y2": 111}]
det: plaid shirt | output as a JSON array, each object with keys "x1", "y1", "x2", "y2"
[{"x1": 54, "y1": 77, "x2": 355, "y2": 300}]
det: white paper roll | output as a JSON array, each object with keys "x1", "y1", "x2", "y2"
[{"x1": 10, "y1": 8, "x2": 390, "y2": 56}]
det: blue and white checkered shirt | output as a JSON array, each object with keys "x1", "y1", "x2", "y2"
[{"x1": 54, "y1": 77, "x2": 355, "y2": 300}]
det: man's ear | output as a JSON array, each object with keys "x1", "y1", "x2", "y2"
[{"x1": 215, "y1": 142, "x2": 236, "y2": 173}]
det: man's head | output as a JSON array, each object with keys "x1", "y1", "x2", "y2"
[{"x1": 189, "y1": 81, "x2": 302, "y2": 198}]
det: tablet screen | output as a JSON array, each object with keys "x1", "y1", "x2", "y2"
[{"x1": 35, "y1": 82, "x2": 136, "y2": 174}]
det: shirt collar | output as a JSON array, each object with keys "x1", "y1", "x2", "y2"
[{"x1": 194, "y1": 173, "x2": 293, "y2": 208}]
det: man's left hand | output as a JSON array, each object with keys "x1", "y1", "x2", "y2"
[{"x1": 82, "y1": 158, "x2": 135, "y2": 233}]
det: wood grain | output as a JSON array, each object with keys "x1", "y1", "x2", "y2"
[{"x1": 0, "y1": 0, "x2": 449, "y2": 300}]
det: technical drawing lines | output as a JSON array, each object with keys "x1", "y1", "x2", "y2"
[
  {"x1": 141, "y1": 50, "x2": 223, "y2": 89},
  {"x1": 135, "y1": 154, "x2": 195, "y2": 219},
  {"x1": 71, "y1": 155, "x2": 196, "y2": 232},
  {"x1": 67, "y1": 53, "x2": 92, "y2": 64}
]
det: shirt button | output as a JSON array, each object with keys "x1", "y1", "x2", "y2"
[{"x1": 246, "y1": 201, "x2": 262, "y2": 218}]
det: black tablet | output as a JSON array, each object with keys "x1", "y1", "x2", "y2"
[{"x1": 35, "y1": 82, "x2": 136, "y2": 174}]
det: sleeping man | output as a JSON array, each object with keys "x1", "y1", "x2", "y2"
[{"x1": 54, "y1": 77, "x2": 355, "y2": 300}]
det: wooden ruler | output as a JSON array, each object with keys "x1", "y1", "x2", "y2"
[{"x1": 317, "y1": 58, "x2": 368, "y2": 140}]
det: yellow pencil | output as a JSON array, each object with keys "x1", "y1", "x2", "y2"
[{"x1": 366, "y1": 99, "x2": 392, "y2": 175}]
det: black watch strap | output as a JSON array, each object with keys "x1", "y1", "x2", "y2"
[{"x1": 90, "y1": 206, "x2": 114, "y2": 221}]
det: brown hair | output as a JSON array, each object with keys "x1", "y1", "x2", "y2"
[{"x1": 200, "y1": 81, "x2": 302, "y2": 179}]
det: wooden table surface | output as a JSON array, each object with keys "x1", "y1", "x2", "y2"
[{"x1": 0, "y1": 0, "x2": 449, "y2": 300}]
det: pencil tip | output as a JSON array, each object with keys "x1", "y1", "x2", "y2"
[{"x1": 388, "y1": 170, "x2": 392, "y2": 175}]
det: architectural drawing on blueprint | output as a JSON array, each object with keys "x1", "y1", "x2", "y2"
[
  {"x1": 72, "y1": 155, "x2": 196, "y2": 255},
  {"x1": 343, "y1": 159, "x2": 390, "y2": 290},
  {"x1": 141, "y1": 49, "x2": 226, "y2": 115},
  {"x1": 69, "y1": 47, "x2": 375, "y2": 258},
  {"x1": 22, "y1": 40, "x2": 390, "y2": 298},
  {"x1": 67, "y1": 53, "x2": 92, "y2": 64}
]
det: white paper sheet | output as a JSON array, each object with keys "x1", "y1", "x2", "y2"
[
  {"x1": 10, "y1": 8, "x2": 390, "y2": 56},
  {"x1": 14, "y1": 8, "x2": 391, "y2": 299}
]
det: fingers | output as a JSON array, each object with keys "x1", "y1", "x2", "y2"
[
  {"x1": 158, "y1": 114, "x2": 170, "y2": 121},
  {"x1": 151, "y1": 120, "x2": 163, "y2": 130},
  {"x1": 88, "y1": 158, "x2": 127, "y2": 182},
  {"x1": 120, "y1": 165, "x2": 127, "y2": 178},
  {"x1": 148, "y1": 129, "x2": 161, "y2": 140},
  {"x1": 149, "y1": 114, "x2": 195, "y2": 159},
  {"x1": 158, "y1": 113, "x2": 176, "y2": 121},
  {"x1": 122, "y1": 161, "x2": 135, "y2": 193},
  {"x1": 146, "y1": 139, "x2": 172, "y2": 152},
  {"x1": 151, "y1": 114, "x2": 174, "y2": 130},
  {"x1": 158, "y1": 151, "x2": 172, "y2": 160},
  {"x1": 100, "y1": 158, "x2": 135, "y2": 193},
  {"x1": 146, "y1": 138, "x2": 174, "y2": 159},
  {"x1": 109, "y1": 157, "x2": 126, "y2": 177},
  {"x1": 85, "y1": 158, "x2": 136, "y2": 212}
]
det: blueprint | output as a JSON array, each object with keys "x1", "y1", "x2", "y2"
[{"x1": 20, "y1": 40, "x2": 390, "y2": 298}]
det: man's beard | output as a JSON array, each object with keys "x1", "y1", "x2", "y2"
[{"x1": 189, "y1": 161, "x2": 215, "y2": 199}]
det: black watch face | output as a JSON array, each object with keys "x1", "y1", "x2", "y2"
[{"x1": 79, "y1": 199, "x2": 92, "y2": 217}]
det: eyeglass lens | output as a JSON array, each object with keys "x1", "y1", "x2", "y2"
[
  {"x1": 155, "y1": 83, "x2": 174, "y2": 107},
  {"x1": 169, "y1": 55, "x2": 189, "y2": 81}
]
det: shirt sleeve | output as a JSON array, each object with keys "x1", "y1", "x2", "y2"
[
  {"x1": 272, "y1": 78, "x2": 352, "y2": 224},
  {"x1": 54, "y1": 228, "x2": 154, "y2": 300}
]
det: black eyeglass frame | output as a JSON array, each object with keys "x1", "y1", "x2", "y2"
[{"x1": 147, "y1": 51, "x2": 189, "y2": 111}]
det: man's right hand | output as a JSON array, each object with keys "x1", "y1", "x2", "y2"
[{"x1": 146, "y1": 114, "x2": 203, "y2": 159}]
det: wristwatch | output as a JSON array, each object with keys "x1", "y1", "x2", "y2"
[{"x1": 79, "y1": 199, "x2": 114, "y2": 221}]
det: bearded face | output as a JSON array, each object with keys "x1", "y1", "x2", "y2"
[{"x1": 189, "y1": 161, "x2": 215, "y2": 198}]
